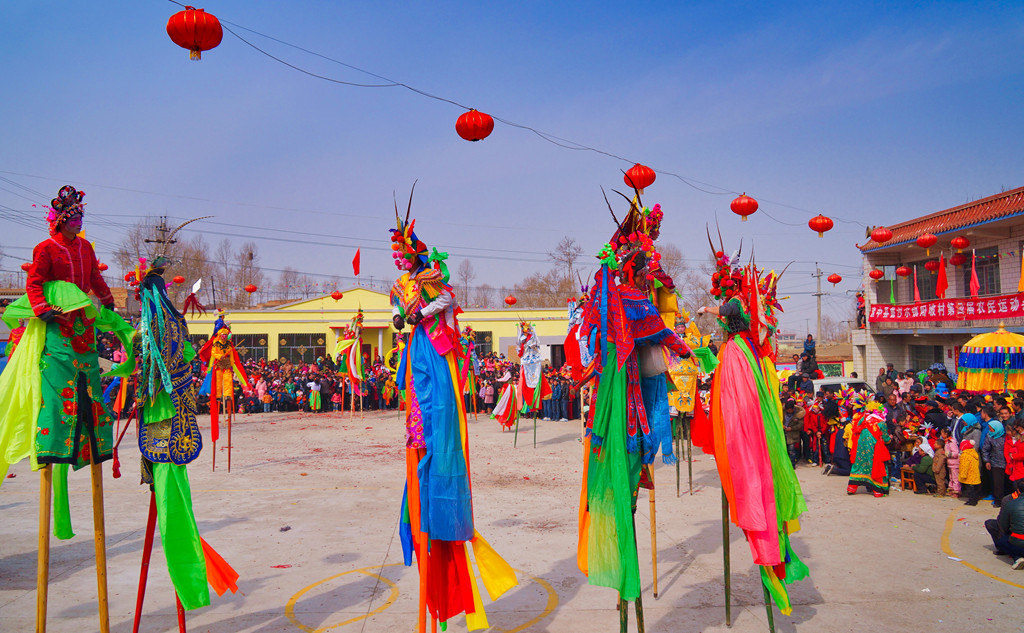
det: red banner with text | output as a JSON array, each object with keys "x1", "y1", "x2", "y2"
[{"x1": 868, "y1": 293, "x2": 1024, "y2": 323}]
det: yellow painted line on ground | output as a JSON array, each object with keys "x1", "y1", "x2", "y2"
[
  {"x1": 285, "y1": 564, "x2": 559, "y2": 632},
  {"x1": 284, "y1": 563, "x2": 402, "y2": 633},
  {"x1": 940, "y1": 507, "x2": 1024, "y2": 590}
]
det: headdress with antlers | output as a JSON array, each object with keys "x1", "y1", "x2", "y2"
[
  {"x1": 389, "y1": 181, "x2": 430, "y2": 271},
  {"x1": 599, "y1": 184, "x2": 666, "y2": 287}
]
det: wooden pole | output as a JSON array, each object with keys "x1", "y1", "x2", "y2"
[
  {"x1": 674, "y1": 417, "x2": 681, "y2": 498},
  {"x1": 513, "y1": 414, "x2": 520, "y2": 447},
  {"x1": 649, "y1": 484, "x2": 658, "y2": 598},
  {"x1": 687, "y1": 423, "x2": 693, "y2": 496},
  {"x1": 533, "y1": 413, "x2": 537, "y2": 448},
  {"x1": 90, "y1": 454, "x2": 111, "y2": 633},
  {"x1": 175, "y1": 592, "x2": 188, "y2": 633},
  {"x1": 761, "y1": 583, "x2": 777, "y2": 633},
  {"x1": 36, "y1": 464, "x2": 52, "y2": 633},
  {"x1": 132, "y1": 492, "x2": 158, "y2": 633},
  {"x1": 722, "y1": 490, "x2": 731, "y2": 627},
  {"x1": 634, "y1": 591, "x2": 646, "y2": 633},
  {"x1": 227, "y1": 398, "x2": 233, "y2": 473},
  {"x1": 618, "y1": 597, "x2": 628, "y2": 633}
]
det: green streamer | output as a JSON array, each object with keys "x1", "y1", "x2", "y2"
[
  {"x1": 52, "y1": 463, "x2": 75, "y2": 540},
  {"x1": 154, "y1": 462, "x2": 210, "y2": 610}
]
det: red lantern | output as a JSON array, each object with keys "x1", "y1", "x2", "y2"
[
  {"x1": 950, "y1": 235, "x2": 970, "y2": 251},
  {"x1": 869, "y1": 269, "x2": 884, "y2": 281},
  {"x1": 916, "y1": 233, "x2": 938, "y2": 255},
  {"x1": 950, "y1": 252, "x2": 967, "y2": 267},
  {"x1": 172, "y1": 275, "x2": 186, "y2": 284},
  {"x1": 166, "y1": 6, "x2": 223, "y2": 61},
  {"x1": 21, "y1": 262, "x2": 31, "y2": 272},
  {"x1": 97, "y1": 262, "x2": 109, "y2": 272},
  {"x1": 870, "y1": 226, "x2": 893, "y2": 244},
  {"x1": 455, "y1": 109, "x2": 494, "y2": 142},
  {"x1": 331, "y1": 291, "x2": 343, "y2": 301},
  {"x1": 244, "y1": 284, "x2": 257, "y2": 294},
  {"x1": 923, "y1": 260, "x2": 940, "y2": 273},
  {"x1": 623, "y1": 164, "x2": 656, "y2": 193},
  {"x1": 827, "y1": 273, "x2": 842, "y2": 286},
  {"x1": 895, "y1": 265, "x2": 912, "y2": 277},
  {"x1": 730, "y1": 193, "x2": 758, "y2": 222},
  {"x1": 504, "y1": 295, "x2": 517, "y2": 306},
  {"x1": 808, "y1": 214, "x2": 834, "y2": 238}
]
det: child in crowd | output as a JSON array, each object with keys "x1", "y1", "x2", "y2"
[
  {"x1": 943, "y1": 428, "x2": 960, "y2": 498},
  {"x1": 960, "y1": 439, "x2": 982, "y2": 506},
  {"x1": 932, "y1": 438, "x2": 947, "y2": 497}
]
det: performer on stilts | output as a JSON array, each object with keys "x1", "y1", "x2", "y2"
[
  {"x1": 0, "y1": 185, "x2": 135, "y2": 633},
  {"x1": 119, "y1": 248, "x2": 239, "y2": 630},
  {"x1": 576, "y1": 187, "x2": 694, "y2": 629},
  {"x1": 197, "y1": 322, "x2": 249, "y2": 472},
  {"x1": 389, "y1": 184, "x2": 518, "y2": 632},
  {"x1": 692, "y1": 232, "x2": 810, "y2": 616}
]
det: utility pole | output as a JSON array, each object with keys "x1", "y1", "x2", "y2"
[
  {"x1": 143, "y1": 215, "x2": 176, "y2": 250},
  {"x1": 811, "y1": 263, "x2": 824, "y2": 339}
]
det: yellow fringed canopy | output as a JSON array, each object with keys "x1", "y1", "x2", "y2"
[{"x1": 956, "y1": 326, "x2": 1024, "y2": 392}]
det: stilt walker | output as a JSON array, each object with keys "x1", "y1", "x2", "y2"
[
  {"x1": 515, "y1": 321, "x2": 550, "y2": 448},
  {"x1": 198, "y1": 321, "x2": 249, "y2": 473},
  {"x1": 576, "y1": 185, "x2": 695, "y2": 631},
  {"x1": 692, "y1": 230, "x2": 809, "y2": 622},
  {"x1": 389, "y1": 184, "x2": 518, "y2": 631},
  {"x1": 120, "y1": 248, "x2": 240, "y2": 630},
  {"x1": 0, "y1": 186, "x2": 136, "y2": 633}
]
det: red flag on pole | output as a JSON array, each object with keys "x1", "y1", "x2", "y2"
[
  {"x1": 969, "y1": 249, "x2": 980, "y2": 298},
  {"x1": 352, "y1": 249, "x2": 361, "y2": 276},
  {"x1": 913, "y1": 266, "x2": 921, "y2": 303},
  {"x1": 936, "y1": 254, "x2": 948, "y2": 299}
]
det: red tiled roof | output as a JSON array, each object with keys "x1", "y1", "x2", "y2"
[{"x1": 859, "y1": 186, "x2": 1024, "y2": 251}]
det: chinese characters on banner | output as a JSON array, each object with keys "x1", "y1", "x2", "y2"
[{"x1": 868, "y1": 293, "x2": 1024, "y2": 323}]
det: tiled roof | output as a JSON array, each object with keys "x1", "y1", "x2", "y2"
[{"x1": 859, "y1": 186, "x2": 1024, "y2": 251}]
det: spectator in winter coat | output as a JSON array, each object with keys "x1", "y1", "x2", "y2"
[
  {"x1": 984, "y1": 479, "x2": 1024, "y2": 569},
  {"x1": 1006, "y1": 422, "x2": 1024, "y2": 485},
  {"x1": 984, "y1": 419, "x2": 1008, "y2": 507},
  {"x1": 932, "y1": 439, "x2": 948, "y2": 496},
  {"x1": 803, "y1": 334, "x2": 816, "y2": 358},
  {"x1": 783, "y1": 400, "x2": 805, "y2": 467}
]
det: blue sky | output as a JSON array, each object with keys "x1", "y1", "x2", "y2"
[{"x1": 2, "y1": 1, "x2": 1023, "y2": 331}]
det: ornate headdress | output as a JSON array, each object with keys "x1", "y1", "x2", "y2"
[
  {"x1": 390, "y1": 182, "x2": 430, "y2": 270},
  {"x1": 46, "y1": 185, "x2": 85, "y2": 233},
  {"x1": 599, "y1": 187, "x2": 665, "y2": 286},
  {"x1": 707, "y1": 225, "x2": 745, "y2": 300}
]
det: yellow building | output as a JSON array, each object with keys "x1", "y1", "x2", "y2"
[{"x1": 183, "y1": 287, "x2": 572, "y2": 365}]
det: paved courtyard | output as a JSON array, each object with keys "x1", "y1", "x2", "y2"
[{"x1": 1, "y1": 410, "x2": 1021, "y2": 632}]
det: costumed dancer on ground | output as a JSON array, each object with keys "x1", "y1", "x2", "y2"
[
  {"x1": 692, "y1": 231, "x2": 809, "y2": 615},
  {"x1": 389, "y1": 185, "x2": 517, "y2": 632},
  {"x1": 118, "y1": 249, "x2": 238, "y2": 629},
  {"x1": 197, "y1": 321, "x2": 249, "y2": 471},
  {"x1": 576, "y1": 188, "x2": 694, "y2": 624},
  {"x1": 843, "y1": 391, "x2": 892, "y2": 497},
  {"x1": 0, "y1": 185, "x2": 135, "y2": 632}
]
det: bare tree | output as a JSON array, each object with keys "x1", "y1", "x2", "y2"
[
  {"x1": 456, "y1": 259, "x2": 477, "y2": 306},
  {"x1": 547, "y1": 236, "x2": 584, "y2": 284},
  {"x1": 475, "y1": 283, "x2": 496, "y2": 308}
]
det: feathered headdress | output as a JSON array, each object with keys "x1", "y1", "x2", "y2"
[
  {"x1": 389, "y1": 182, "x2": 430, "y2": 270},
  {"x1": 599, "y1": 186, "x2": 664, "y2": 286},
  {"x1": 46, "y1": 185, "x2": 85, "y2": 234}
]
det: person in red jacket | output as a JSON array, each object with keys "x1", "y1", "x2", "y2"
[{"x1": 1006, "y1": 422, "x2": 1024, "y2": 484}]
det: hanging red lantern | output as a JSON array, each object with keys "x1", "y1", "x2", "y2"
[
  {"x1": 730, "y1": 193, "x2": 758, "y2": 222},
  {"x1": 172, "y1": 275, "x2": 186, "y2": 284},
  {"x1": 808, "y1": 214, "x2": 834, "y2": 238},
  {"x1": 21, "y1": 262, "x2": 31, "y2": 272},
  {"x1": 916, "y1": 233, "x2": 938, "y2": 255},
  {"x1": 331, "y1": 291, "x2": 343, "y2": 301},
  {"x1": 244, "y1": 284, "x2": 257, "y2": 294},
  {"x1": 166, "y1": 6, "x2": 223, "y2": 61},
  {"x1": 504, "y1": 294, "x2": 517, "y2": 306},
  {"x1": 455, "y1": 109, "x2": 494, "y2": 142},
  {"x1": 827, "y1": 273, "x2": 842, "y2": 286},
  {"x1": 868, "y1": 269, "x2": 885, "y2": 281},
  {"x1": 950, "y1": 252, "x2": 968, "y2": 267},
  {"x1": 895, "y1": 265, "x2": 912, "y2": 277},
  {"x1": 623, "y1": 164, "x2": 656, "y2": 193},
  {"x1": 870, "y1": 226, "x2": 893, "y2": 244},
  {"x1": 923, "y1": 260, "x2": 940, "y2": 273},
  {"x1": 950, "y1": 235, "x2": 970, "y2": 251}
]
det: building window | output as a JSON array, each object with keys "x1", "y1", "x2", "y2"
[
  {"x1": 962, "y1": 247, "x2": 1000, "y2": 296},
  {"x1": 909, "y1": 260, "x2": 938, "y2": 301},
  {"x1": 474, "y1": 330, "x2": 493, "y2": 356},
  {"x1": 279, "y1": 333, "x2": 326, "y2": 364},
  {"x1": 909, "y1": 345, "x2": 943, "y2": 371}
]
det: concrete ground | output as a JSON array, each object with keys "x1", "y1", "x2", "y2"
[{"x1": 1, "y1": 410, "x2": 1022, "y2": 633}]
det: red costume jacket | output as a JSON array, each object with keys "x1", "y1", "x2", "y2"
[{"x1": 26, "y1": 233, "x2": 114, "y2": 316}]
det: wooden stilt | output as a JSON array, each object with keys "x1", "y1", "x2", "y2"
[
  {"x1": 761, "y1": 583, "x2": 777, "y2": 633},
  {"x1": 722, "y1": 490, "x2": 731, "y2": 627},
  {"x1": 675, "y1": 418, "x2": 681, "y2": 498},
  {"x1": 618, "y1": 597, "x2": 628, "y2": 633},
  {"x1": 634, "y1": 592, "x2": 646, "y2": 633},
  {"x1": 227, "y1": 401, "x2": 233, "y2": 473},
  {"x1": 533, "y1": 413, "x2": 537, "y2": 448},
  {"x1": 90, "y1": 455, "x2": 111, "y2": 633},
  {"x1": 132, "y1": 492, "x2": 158, "y2": 633},
  {"x1": 36, "y1": 465, "x2": 52, "y2": 633},
  {"x1": 513, "y1": 415, "x2": 520, "y2": 447},
  {"x1": 648, "y1": 485, "x2": 658, "y2": 598},
  {"x1": 417, "y1": 537, "x2": 428, "y2": 633},
  {"x1": 687, "y1": 422, "x2": 693, "y2": 496},
  {"x1": 175, "y1": 592, "x2": 187, "y2": 633}
]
